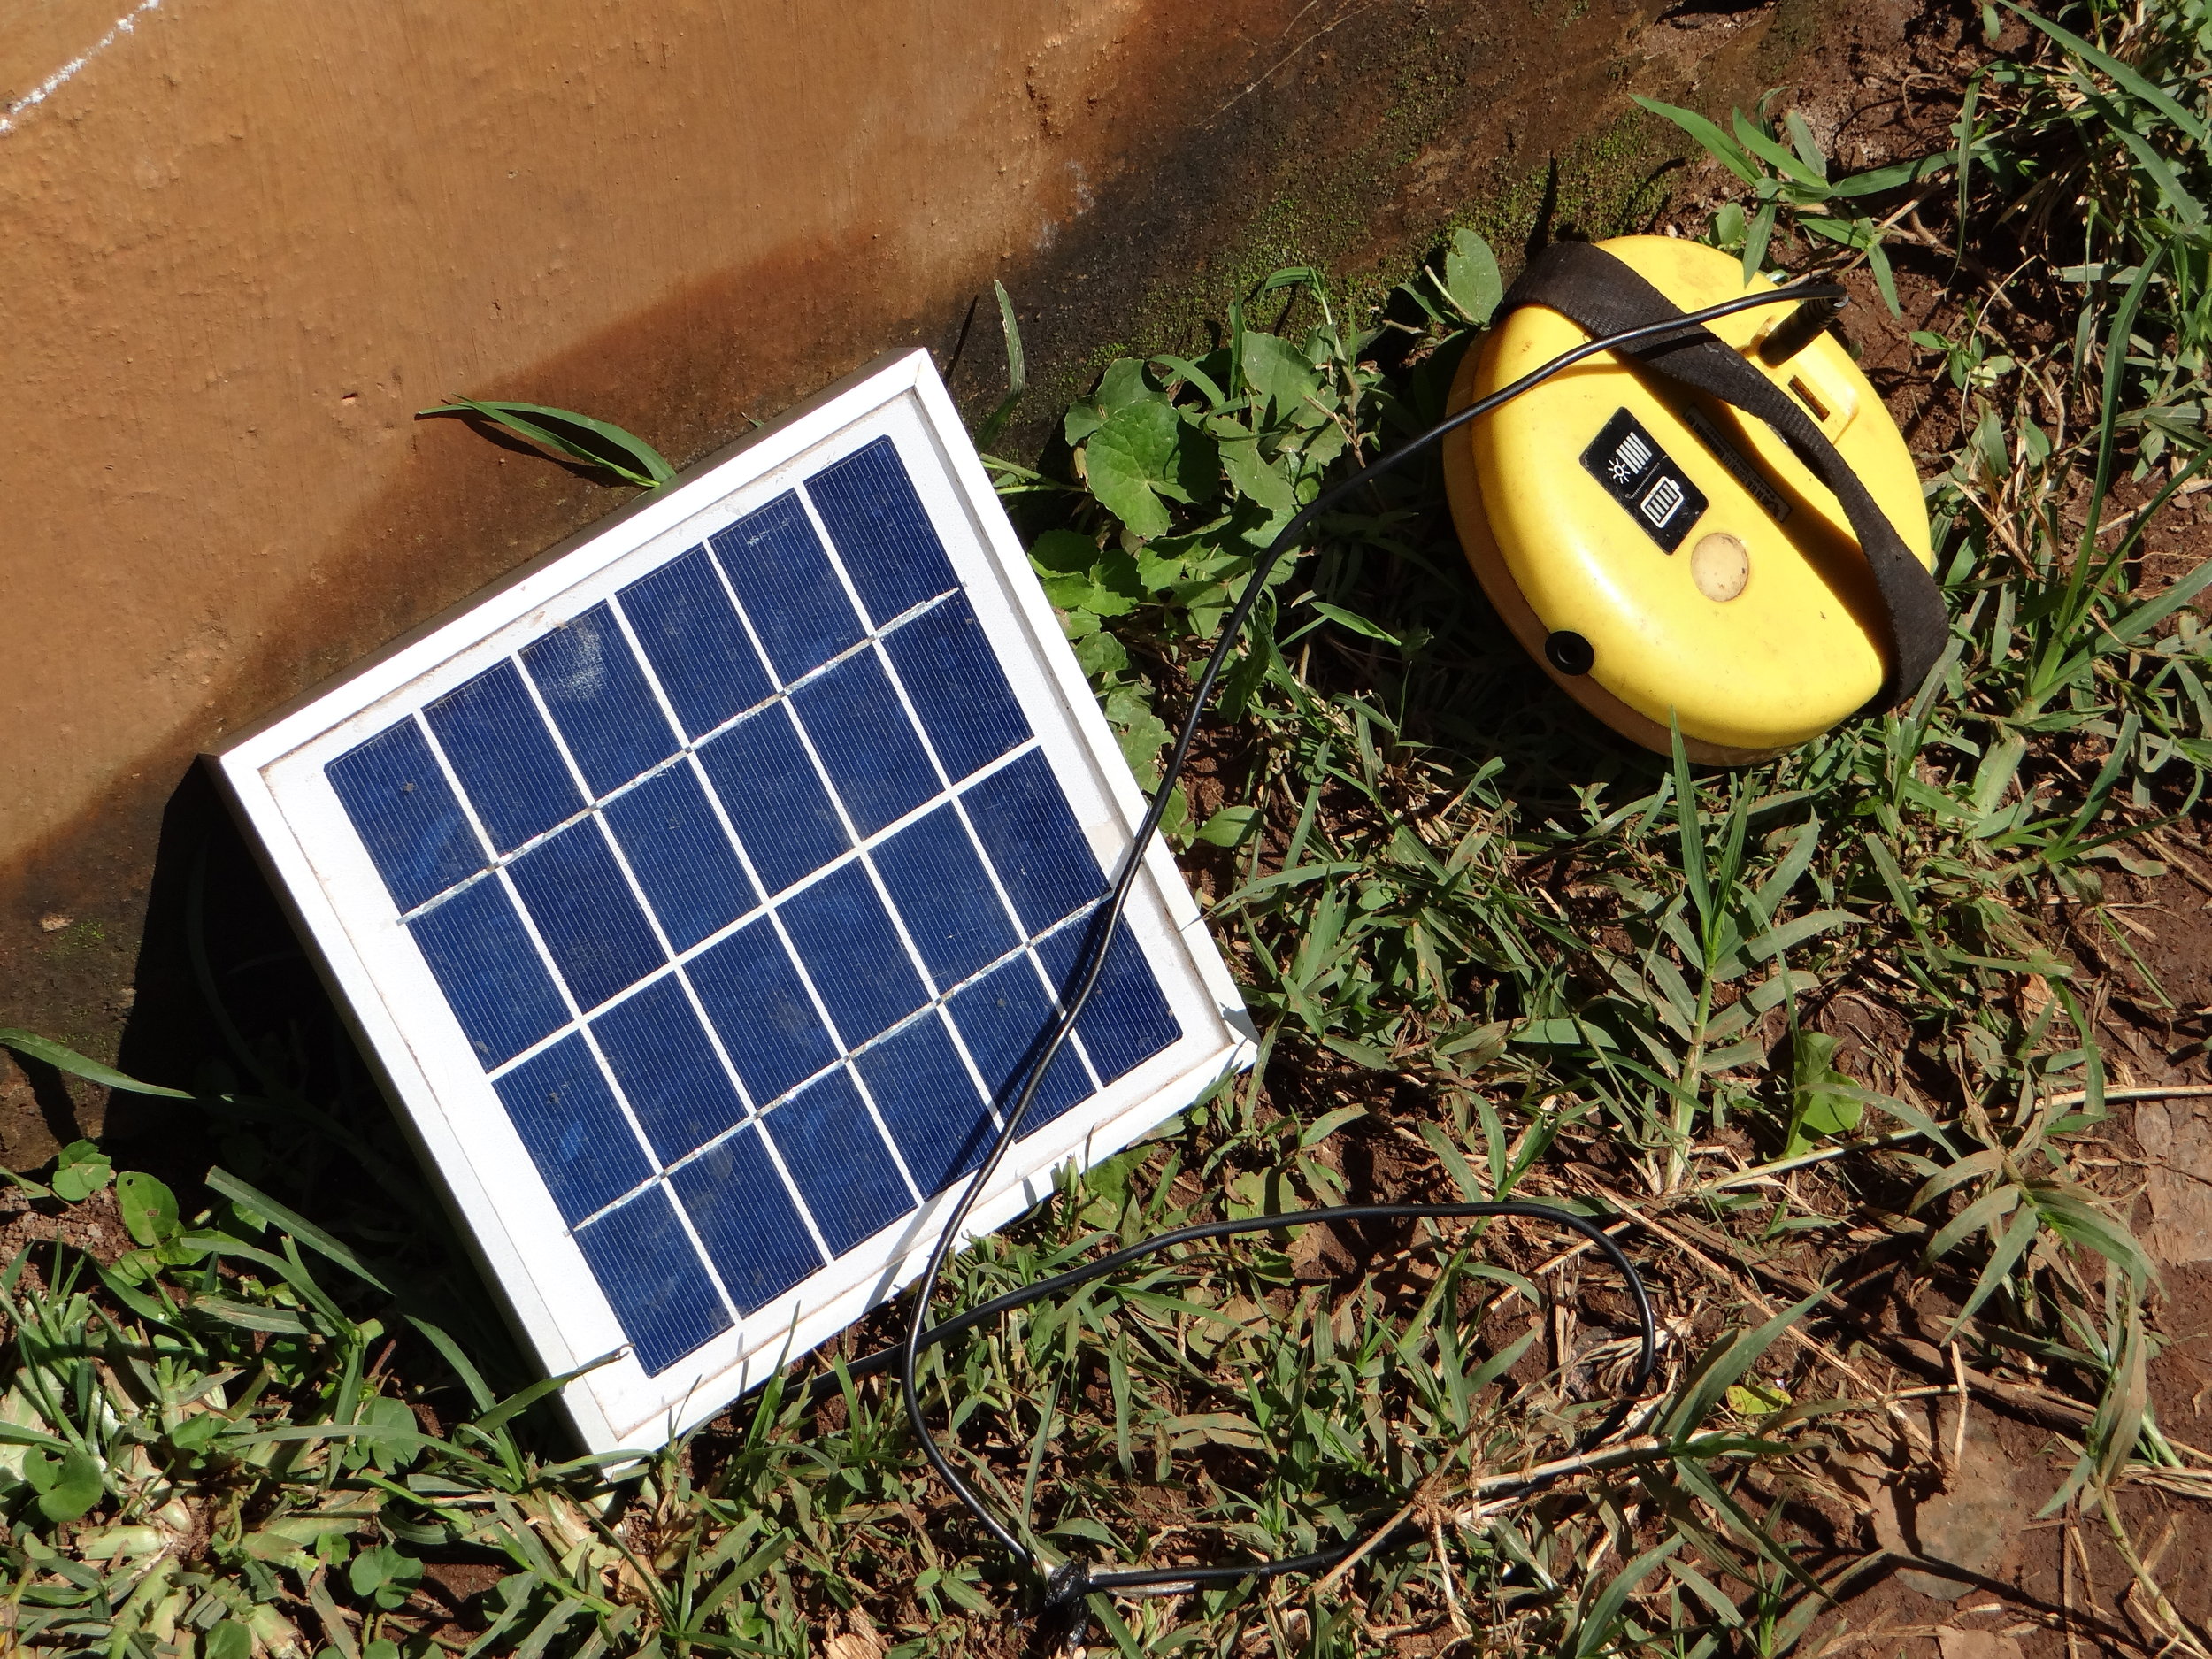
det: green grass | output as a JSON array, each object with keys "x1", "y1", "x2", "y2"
[{"x1": 7, "y1": 4, "x2": 2212, "y2": 1655}]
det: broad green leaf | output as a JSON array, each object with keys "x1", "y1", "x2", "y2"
[
  {"x1": 1240, "y1": 331, "x2": 1320, "y2": 424},
  {"x1": 204, "y1": 1622, "x2": 253, "y2": 1659},
  {"x1": 1028, "y1": 528, "x2": 1101, "y2": 574},
  {"x1": 349, "y1": 1542, "x2": 425, "y2": 1610},
  {"x1": 1195, "y1": 805, "x2": 1260, "y2": 848},
  {"x1": 114, "y1": 1170, "x2": 180, "y2": 1248},
  {"x1": 1789, "y1": 1030, "x2": 1863, "y2": 1150},
  {"x1": 0, "y1": 1030, "x2": 191, "y2": 1097},
  {"x1": 50, "y1": 1140, "x2": 113, "y2": 1202},
  {"x1": 1064, "y1": 357, "x2": 1161, "y2": 446},
  {"x1": 24, "y1": 1446, "x2": 104, "y2": 1524},
  {"x1": 1711, "y1": 200, "x2": 1748, "y2": 251},
  {"x1": 1439, "y1": 228, "x2": 1503, "y2": 325},
  {"x1": 1725, "y1": 1378, "x2": 1792, "y2": 1417},
  {"x1": 1211, "y1": 423, "x2": 1298, "y2": 511},
  {"x1": 1086, "y1": 402, "x2": 1210, "y2": 540}
]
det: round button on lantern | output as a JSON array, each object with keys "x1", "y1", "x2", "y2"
[
  {"x1": 1441, "y1": 235, "x2": 1936, "y2": 764},
  {"x1": 1690, "y1": 532, "x2": 1749, "y2": 603}
]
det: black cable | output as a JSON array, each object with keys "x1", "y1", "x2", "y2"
[{"x1": 869, "y1": 275, "x2": 1847, "y2": 1610}]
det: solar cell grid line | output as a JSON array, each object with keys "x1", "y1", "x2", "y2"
[
  {"x1": 771, "y1": 485, "x2": 1120, "y2": 1125},
  {"x1": 506, "y1": 630, "x2": 622, "y2": 812},
  {"x1": 480, "y1": 867, "x2": 749, "y2": 1354},
  {"x1": 521, "y1": 626, "x2": 806, "y2": 1139},
  {"x1": 787, "y1": 546, "x2": 1133, "y2": 1133},
  {"x1": 382, "y1": 559, "x2": 1120, "y2": 1299},
  {"x1": 789, "y1": 470, "x2": 1107, "y2": 1015},
  {"x1": 611, "y1": 546, "x2": 777, "y2": 742},
  {"x1": 803, "y1": 434, "x2": 963, "y2": 628},
  {"x1": 323, "y1": 715, "x2": 488, "y2": 911},
  {"x1": 414, "y1": 663, "x2": 764, "y2": 1351},
  {"x1": 517, "y1": 603, "x2": 682, "y2": 800},
  {"x1": 708, "y1": 492, "x2": 864, "y2": 683},
  {"x1": 846, "y1": 614, "x2": 1123, "y2": 1102},
  {"x1": 598, "y1": 590, "x2": 711, "y2": 778},
  {"x1": 677, "y1": 494, "x2": 1071, "y2": 1246},
  {"x1": 882, "y1": 762, "x2": 1113, "y2": 1105},
  {"x1": 518, "y1": 640, "x2": 854, "y2": 1303},
  {"x1": 423, "y1": 659, "x2": 585, "y2": 853},
  {"x1": 556, "y1": 1019, "x2": 759, "y2": 1351},
  {"x1": 649, "y1": 686, "x2": 943, "y2": 1240}
]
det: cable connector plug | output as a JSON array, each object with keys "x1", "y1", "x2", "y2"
[{"x1": 1036, "y1": 1561, "x2": 1092, "y2": 1654}]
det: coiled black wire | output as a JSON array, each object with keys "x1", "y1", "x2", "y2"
[{"x1": 853, "y1": 275, "x2": 1847, "y2": 1611}]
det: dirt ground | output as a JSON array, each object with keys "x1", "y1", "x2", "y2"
[{"x1": 1630, "y1": 4, "x2": 2212, "y2": 1651}]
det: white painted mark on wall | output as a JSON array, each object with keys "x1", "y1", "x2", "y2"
[{"x1": 1, "y1": 0, "x2": 163, "y2": 136}]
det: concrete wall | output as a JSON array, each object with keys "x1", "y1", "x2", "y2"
[{"x1": 0, "y1": 0, "x2": 1817, "y2": 1158}]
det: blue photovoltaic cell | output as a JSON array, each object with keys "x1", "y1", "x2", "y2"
[
  {"x1": 326, "y1": 718, "x2": 484, "y2": 911},
  {"x1": 775, "y1": 864, "x2": 927, "y2": 1047},
  {"x1": 520, "y1": 604, "x2": 678, "y2": 798},
  {"x1": 807, "y1": 437, "x2": 959, "y2": 626},
  {"x1": 618, "y1": 549, "x2": 774, "y2": 740},
  {"x1": 672, "y1": 1127, "x2": 824, "y2": 1313},
  {"x1": 959, "y1": 751, "x2": 1109, "y2": 934},
  {"x1": 592, "y1": 977, "x2": 749, "y2": 1163},
  {"x1": 872, "y1": 804, "x2": 1018, "y2": 987},
  {"x1": 1036, "y1": 911, "x2": 1182, "y2": 1084},
  {"x1": 407, "y1": 879, "x2": 567, "y2": 1066},
  {"x1": 855, "y1": 1014, "x2": 995, "y2": 1195},
  {"x1": 880, "y1": 595, "x2": 1029, "y2": 782},
  {"x1": 506, "y1": 821, "x2": 665, "y2": 1012},
  {"x1": 949, "y1": 954, "x2": 1094, "y2": 1129},
  {"x1": 695, "y1": 707, "x2": 849, "y2": 895},
  {"x1": 687, "y1": 916, "x2": 840, "y2": 1106},
  {"x1": 761, "y1": 1071, "x2": 915, "y2": 1256},
  {"x1": 424, "y1": 661, "x2": 583, "y2": 853},
  {"x1": 790, "y1": 649, "x2": 938, "y2": 836},
  {"x1": 602, "y1": 764, "x2": 756, "y2": 952},
  {"x1": 709, "y1": 493, "x2": 862, "y2": 682},
  {"x1": 494, "y1": 1034, "x2": 654, "y2": 1224},
  {"x1": 573, "y1": 1187, "x2": 733, "y2": 1374}
]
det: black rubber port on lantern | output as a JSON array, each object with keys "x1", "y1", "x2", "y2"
[
  {"x1": 1757, "y1": 293, "x2": 1847, "y2": 366},
  {"x1": 1544, "y1": 630, "x2": 1595, "y2": 676}
]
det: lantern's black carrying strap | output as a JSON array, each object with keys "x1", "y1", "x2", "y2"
[{"x1": 1499, "y1": 241, "x2": 1949, "y2": 707}]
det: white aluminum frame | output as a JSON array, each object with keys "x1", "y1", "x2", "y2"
[{"x1": 208, "y1": 351, "x2": 1256, "y2": 1452}]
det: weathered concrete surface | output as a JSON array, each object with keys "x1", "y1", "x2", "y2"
[{"x1": 1, "y1": 0, "x2": 1819, "y2": 1160}]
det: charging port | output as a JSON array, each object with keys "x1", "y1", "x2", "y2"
[{"x1": 1789, "y1": 376, "x2": 1831, "y2": 424}]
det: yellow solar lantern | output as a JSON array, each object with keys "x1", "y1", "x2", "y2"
[{"x1": 1442, "y1": 235, "x2": 1941, "y2": 764}]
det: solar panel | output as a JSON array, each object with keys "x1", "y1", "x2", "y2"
[{"x1": 210, "y1": 353, "x2": 1255, "y2": 1450}]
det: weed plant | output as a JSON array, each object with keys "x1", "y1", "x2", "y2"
[{"x1": 5, "y1": 3, "x2": 2212, "y2": 1655}]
